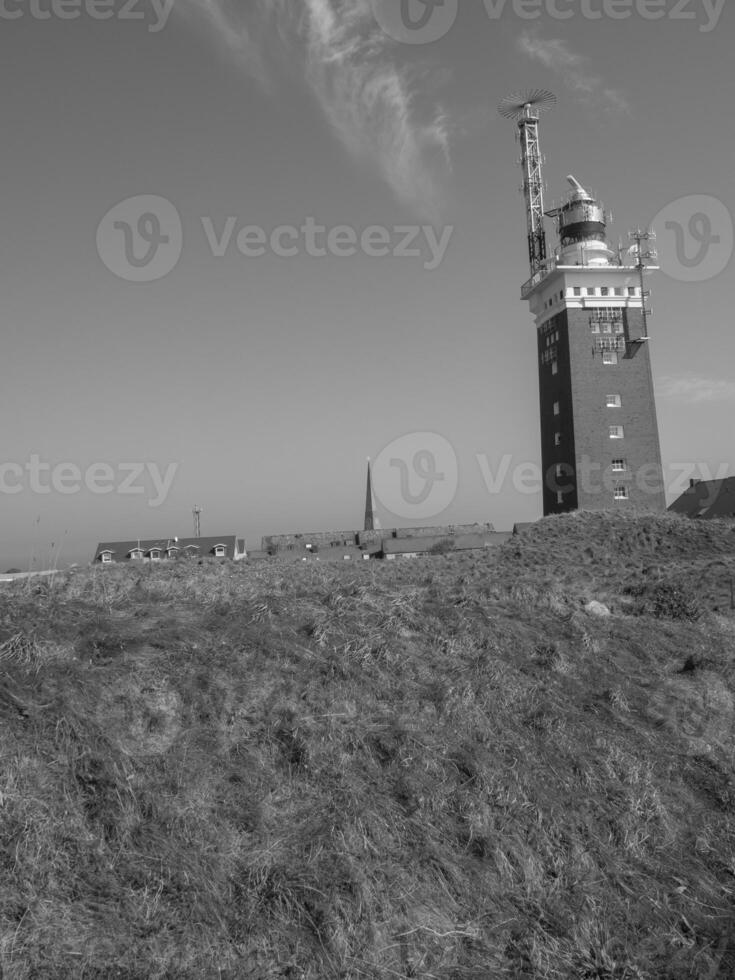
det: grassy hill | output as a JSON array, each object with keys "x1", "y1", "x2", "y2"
[{"x1": 1, "y1": 511, "x2": 734, "y2": 978}]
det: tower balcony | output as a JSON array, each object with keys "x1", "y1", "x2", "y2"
[{"x1": 521, "y1": 252, "x2": 659, "y2": 301}]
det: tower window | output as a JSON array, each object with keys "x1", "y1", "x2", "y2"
[
  {"x1": 557, "y1": 491, "x2": 564, "y2": 505},
  {"x1": 551, "y1": 360, "x2": 558, "y2": 375},
  {"x1": 614, "y1": 486, "x2": 629, "y2": 500},
  {"x1": 606, "y1": 394, "x2": 622, "y2": 407},
  {"x1": 553, "y1": 401, "x2": 560, "y2": 415},
  {"x1": 602, "y1": 351, "x2": 618, "y2": 365},
  {"x1": 609, "y1": 425, "x2": 624, "y2": 439},
  {"x1": 611, "y1": 459, "x2": 626, "y2": 472},
  {"x1": 554, "y1": 432, "x2": 562, "y2": 446},
  {"x1": 555, "y1": 464, "x2": 564, "y2": 478}
]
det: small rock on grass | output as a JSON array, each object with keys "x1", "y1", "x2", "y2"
[{"x1": 585, "y1": 600, "x2": 611, "y2": 618}]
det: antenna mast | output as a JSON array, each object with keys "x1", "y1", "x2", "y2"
[
  {"x1": 192, "y1": 505, "x2": 202, "y2": 538},
  {"x1": 498, "y1": 89, "x2": 557, "y2": 279},
  {"x1": 628, "y1": 228, "x2": 657, "y2": 339}
]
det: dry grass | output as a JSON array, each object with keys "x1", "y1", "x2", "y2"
[{"x1": 0, "y1": 511, "x2": 734, "y2": 978}]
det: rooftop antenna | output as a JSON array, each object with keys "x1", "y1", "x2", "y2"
[
  {"x1": 193, "y1": 505, "x2": 202, "y2": 538},
  {"x1": 498, "y1": 88, "x2": 557, "y2": 279},
  {"x1": 628, "y1": 228, "x2": 657, "y2": 340}
]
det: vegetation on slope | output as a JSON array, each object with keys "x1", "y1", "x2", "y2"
[{"x1": 1, "y1": 511, "x2": 734, "y2": 978}]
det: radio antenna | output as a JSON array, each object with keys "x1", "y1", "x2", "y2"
[{"x1": 498, "y1": 88, "x2": 557, "y2": 278}]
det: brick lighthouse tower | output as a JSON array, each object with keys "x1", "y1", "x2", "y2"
[{"x1": 499, "y1": 91, "x2": 665, "y2": 515}]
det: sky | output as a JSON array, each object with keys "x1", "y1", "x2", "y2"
[{"x1": 1, "y1": 0, "x2": 733, "y2": 569}]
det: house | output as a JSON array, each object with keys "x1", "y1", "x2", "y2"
[
  {"x1": 382, "y1": 531, "x2": 510, "y2": 560},
  {"x1": 93, "y1": 536, "x2": 246, "y2": 564},
  {"x1": 668, "y1": 478, "x2": 735, "y2": 520},
  {"x1": 259, "y1": 522, "x2": 517, "y2": 562}
]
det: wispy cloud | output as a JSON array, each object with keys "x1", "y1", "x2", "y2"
[
  {"x1": 517, "y1": 31, "x2": 630, "y2": 113},
  {"x1": 176, "y1": 0, "x2": 452, "y2": 219},
  {"x1": 656, "y1": 375, "x2": 735, "y2": 404},
  {"x1": 179, "y1": 0, "x2": 269, "y2": 85}
]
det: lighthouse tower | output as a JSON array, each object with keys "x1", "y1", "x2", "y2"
[{"x1": 499, "y1": 92, "x2": 665, "y2": 515}]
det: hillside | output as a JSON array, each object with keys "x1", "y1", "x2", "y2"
[{"x1": 1, "y1": 511, "x2": 735, "y2": 978}]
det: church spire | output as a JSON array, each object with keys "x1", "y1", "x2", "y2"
[{"x1": 364, "y1": 458, "x2": 379, "y2": 531}]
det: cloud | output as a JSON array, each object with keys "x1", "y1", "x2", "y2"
[
  {"x1": 175, "y1": 0, "x2": 452, "y2": 219},
  {"x1": 177, "y1": 0, "x2": 268, "y2": 85},
  {"x1": 517, "y1": 31, "x2": 630, "y2": 113},
  {"x1": 656, "y1": 375, "x2": 735, "y2": 404}
]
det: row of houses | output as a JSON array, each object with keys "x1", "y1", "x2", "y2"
[
  {"x1": 94, "y1": 536, "x2": 246, "y2": 564},
  {"x1": 91, "y1": 477, "x2": 734, "y2": 566},
  {"x1": 92, "y1": 525, "x2": 517, "y2": 565}
]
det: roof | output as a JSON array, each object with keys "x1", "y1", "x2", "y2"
[
  {"x1": 261, "y1": 531, "x2": 358, "y2": 551},
  {"x1": 668, "y1": 478, "x2": 735, "y2": 520},
  {"x1": 487, "y1": 531, "x2": 514, "y2": 545},
  {"x1": 269, "y1": 545, "x2": 367, "y2": 563},
  {"x1": 383, "y1": 533, "x2": 497, "y2": 555},
  {"x1": 93, "y1": 535, "x2": 240, "y2": 562}
]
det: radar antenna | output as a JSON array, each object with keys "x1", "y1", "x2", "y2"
[{"x1": 498, "y1": 89, "x2": 557, "y2": 278}]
